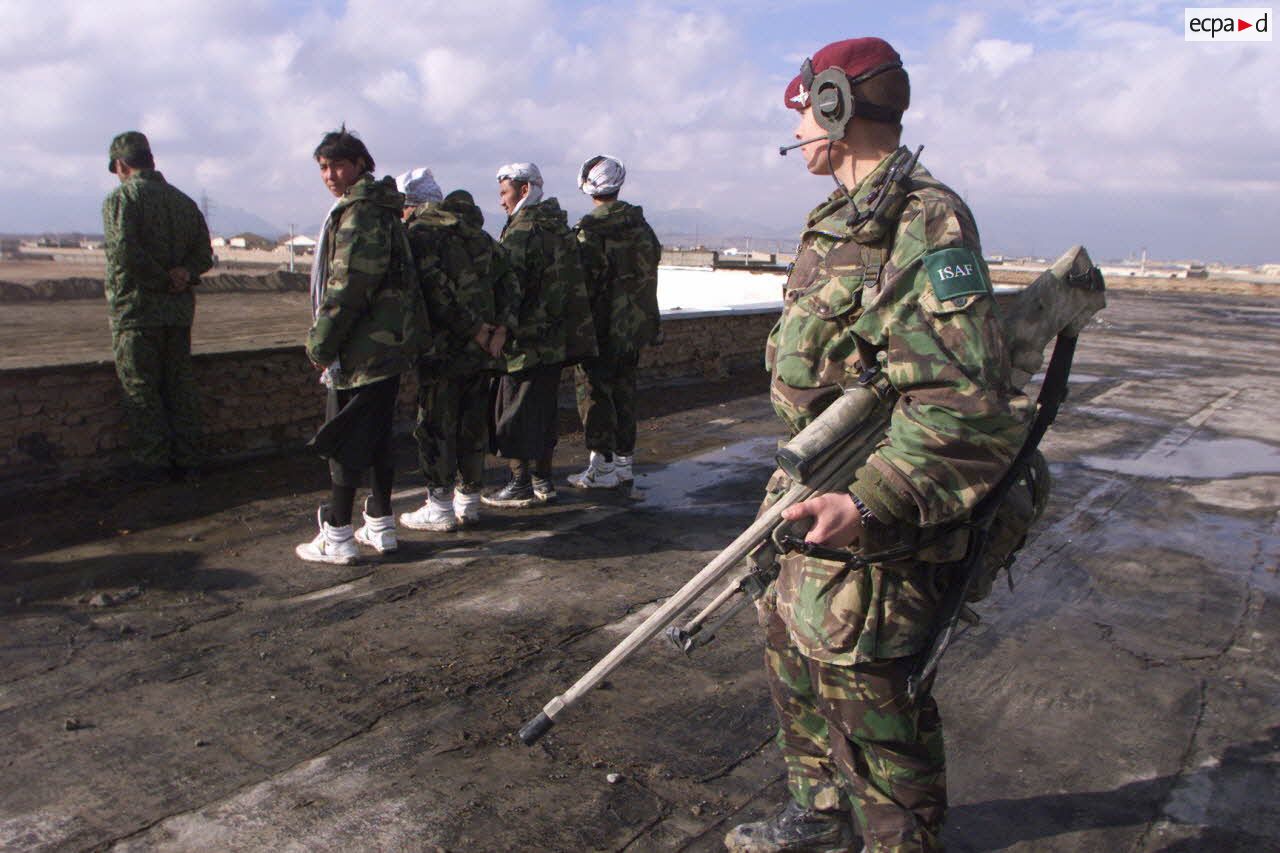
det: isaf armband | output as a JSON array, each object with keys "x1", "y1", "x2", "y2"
[{"x1": 922, "y1": 247, "x2": 991, "y2": 309}]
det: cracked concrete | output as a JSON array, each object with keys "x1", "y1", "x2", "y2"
[{"x1": 1, "y1": 290, "x2": 1278, "y2": 852}]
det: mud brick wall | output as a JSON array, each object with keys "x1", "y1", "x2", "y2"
[{"x1": 0, "y1": 309, "x2": 777, "y2": 486}]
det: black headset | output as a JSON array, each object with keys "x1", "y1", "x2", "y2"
[
  {"x1": 779, "y1": 58, "x2": 904, "y2": 157},
  {"x1": 805, "y1": 58, "x2": 905, "y2": 139}
]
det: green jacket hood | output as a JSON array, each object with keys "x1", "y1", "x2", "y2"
[
  {"x1": 337, "y1": 173, "x2": 405, "y2": 214},
  {"x1": 440, "y1": 193, "x2": 484, "y2": 229},
  {"x1": 407, "y1": 202, "x2": 460, "y2": 229},
  {"x1": 509, "y1": 196, "x2": 568, "y2": 231},
  {"x1": 577, "y1": 199, "x2": 649, "y2": 237}
]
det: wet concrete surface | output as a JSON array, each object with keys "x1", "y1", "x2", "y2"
[{"x1": 1, "y1": 289, "x2": 1277, "y2": 852}]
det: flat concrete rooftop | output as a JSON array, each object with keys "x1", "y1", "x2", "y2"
[{"x1": 1, "y1": 289, "x2": 1277, "y2": 852}]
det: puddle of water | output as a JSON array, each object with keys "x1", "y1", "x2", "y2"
[
  {"x1": 1082, "y1": 437, "x2": 1280, "y2": 480},
  {"x1": 1121, "y1": 367, "x2": 1187, "y2": 380},
  {"x1": 1073, "y1": 406, "x2": 1173, "y2": 427},
  {"x1": 1028, "y1": 372, "x2": 1104, "y2": 385},
  {"x1": 632, "y1": 437, "x2": 777, "y2": 512}
]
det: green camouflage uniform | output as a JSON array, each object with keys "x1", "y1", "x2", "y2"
[
  {"x1": 574, "y1": 200, "x2": 661, "y2": 455},
  {"x1": 307, "y1": 174, "x2": 426, "y2": 388},
  {"x1": 493, "y1": 197, "x2": 596, "y2": 467},
  {"x1": 499, "y1": 197, "x2": 596, "y2": 372},
  {"x1": 760, "y1": 149, "x2": 1031, "y2": 852},
  {"x1": 102, "y1": 169, "x2": 213, "y2": 469},
  {"x1": 406, "y1": 192, "x2": 518, "y2": 492}
]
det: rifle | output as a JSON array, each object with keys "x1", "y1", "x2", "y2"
[{"x1": 518, "y1": 246, "x2": 1105, "y2": 746}]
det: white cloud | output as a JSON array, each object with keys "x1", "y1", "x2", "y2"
[{"x1": 965, "y1": 39, "x2": 1034, "y2": 75}]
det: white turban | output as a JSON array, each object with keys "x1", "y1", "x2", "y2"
[
  {"x1": 395, "y1": 167, "x2": 443, "y2": 205},
  {"x1": 579, "y1": 155, "x2": 625, "y2": 197},
  {"x1": 496, "y1": 162, "x2": 544, "y2": 215}
]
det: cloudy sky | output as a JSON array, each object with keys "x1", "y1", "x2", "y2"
[{"x1": 2, "y1": 0, "x2": 1276, "y2": 263}]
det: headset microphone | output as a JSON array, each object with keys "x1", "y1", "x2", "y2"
[{"x1": 779, "y1": 135, "x2": 829, "y2": 156}]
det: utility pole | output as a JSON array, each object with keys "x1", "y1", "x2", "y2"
[
  {"x1": 200, "y1": 192, "x2": 214, "y2": 232},
  {"x1": 288, "y1": 224, "x2": 296, "y2": 273}
]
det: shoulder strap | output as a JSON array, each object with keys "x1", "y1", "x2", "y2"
[{"x1": 907, "y1": 331, "x2": 1079, "y2": 699}]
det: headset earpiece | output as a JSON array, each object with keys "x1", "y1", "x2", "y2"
[{"x1": 811, "y1": 67, "x2": 854, "y2": 139}]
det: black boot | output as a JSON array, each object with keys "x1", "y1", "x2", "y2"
[
  {"x1": 481, "y1": 473, "x2": 537, "y2": 508},
  {"x1": 723, "y1": 801, "x2": 859, "y2": 852}
]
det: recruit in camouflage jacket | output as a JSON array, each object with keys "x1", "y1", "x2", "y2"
[
  {"x1": 498, "y1": 197, "x2": 597, "y2": 372},
  {"x1": 405, "y1": 193, "x2": 519, "y2": 377},
  {"x1": 101, "y1": 169, "x2": 213, "y2": 331},
  {"x1": 307, "y1": 174, "x2": 427, "y2": 390},
  {"x1": 576, "y1": 199, "x2": 662, "y2": 356},
  {"x1": 766, "y1": 148, "x2": 1031, "y2": 665}
]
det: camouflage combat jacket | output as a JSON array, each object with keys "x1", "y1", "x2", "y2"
[
  {"x1": 101, "y1": 170, "x2": 213, "y2": 331},
  {"x1": 766, "y1": 149, "x2": 1031, "y2": 665},
  {"x1": 307, "y1": 174, "x2": 428, "y2": 390},
  {"x1": 499, "y1": 197, "x2": 597, "y2": 372},
  {"x1": 575, "y1": 200, "x2": 662, "y2": 356},
  {"x1": 405, "y1": 194, "x2": 519, "y2": 376}
]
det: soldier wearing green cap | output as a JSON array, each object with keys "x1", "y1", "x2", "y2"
[
  {"x1": 102, "y1": 130, "x2": 213, "y2": 483},
  {"x1": 724, "y1": 38, "x2": 1031, "y2": 853}
]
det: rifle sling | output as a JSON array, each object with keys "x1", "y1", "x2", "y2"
[{"x1": 907, "y1": 331, "x2": 1081, "y2": 699}]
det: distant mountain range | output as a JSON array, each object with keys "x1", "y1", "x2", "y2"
[
  {"x1": 202, "y1": 204, "x2": 286, "y2": 241},
  {"x1": 644, "y1": 208, "x2": 799, "y2": 251}
]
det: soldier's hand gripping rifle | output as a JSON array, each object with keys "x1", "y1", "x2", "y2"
[{"x1": 518, "y1": 245, "x2": 1106, "y2": 746}]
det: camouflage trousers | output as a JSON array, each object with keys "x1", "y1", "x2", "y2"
[
  {"x1": 573, "y1": 351, "x2": 640, "y2": 454},
  {"x1": 111, "y1": 325, "x2": 202, "y2": 469},
  {"x1": 413, "y1": 369, "x2": 490, "y2": 492},
  {"x1": 763, "y1": 603, "x2": 947, "y2": 853}
]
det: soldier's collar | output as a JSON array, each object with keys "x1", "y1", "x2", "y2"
[{"x1": 804, "y1": 147, "x2": 911, "y2": 242}]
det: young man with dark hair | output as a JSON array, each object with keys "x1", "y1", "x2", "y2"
[
  {"x1": 724, "y1": 38, "x2": 1030, "y2": 853},
  {"x1": 297, "y1": 127, "x2": 427, "y2": 564},
  {"x1": 569, "y1": 154, "x2": 662, "y2": 490},
  {"x1": 102, "y1": 130, "x2": 213, "y2": 483}
]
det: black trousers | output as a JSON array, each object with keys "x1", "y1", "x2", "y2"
[
  {"x1": 492, "y1": 363, "x2": 561, "y2": 462},
  {"x1": 307, "y1": 375, "x2": 401, "y2": 487}
]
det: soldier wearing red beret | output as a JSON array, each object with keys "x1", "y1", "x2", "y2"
[{"x1": 725, "y1": 37, "x2": 1031, "y2": 852}]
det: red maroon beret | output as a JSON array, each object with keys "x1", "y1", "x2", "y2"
[{"x1": 784, "y1": 37, "x2": 903, "y2": 111}]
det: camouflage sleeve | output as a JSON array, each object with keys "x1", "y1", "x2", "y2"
[
  {"x1": 502, "y1": 226, "x2": 550, "y2": 342},
  {"x1": 182, "y1": 202, "x2": 214, "y2": 281},
  {"x1": 576, "y1": 227, "x2": 612, "y2": 337},
  {"x1": 102, "y1": 190, "x2": 169, "y2": 290},
  {"x1": 641, "y1": 223, "x2": 663, "y2": 341},
  {"x1": 848, "y1": 197, "x2": 1028, "y2": 528},
  {"x1": 307, "y1": 203, "x2": 390, "y2": 366},
  {"x1": 491, "y1": 243, "x2": 521, "y2": 331}
]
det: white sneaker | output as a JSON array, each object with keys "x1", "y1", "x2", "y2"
[
  {"x1": 354, "y1": 498, "x2": 398, "y2": 553},
  {"x1": 296, "y1": 506, "x2": 359, "y2": 565},
  {"x1": 400, "y1": 489, "x2": 459, "y2": 532},
  {"x1": 614, "y1": 453, "x2": 634, "y2": 484},
  {"x1": 454, "y1": 490, "x2": 482, "y2": 526},
  {"x1": 567, "y1": 451, "x2": 620, "y2": 489}
]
